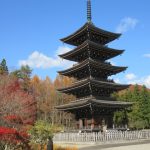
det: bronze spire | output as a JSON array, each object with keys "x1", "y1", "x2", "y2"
[{"x1": 87, "y1": 0, "x2": 92, "y2": 22}]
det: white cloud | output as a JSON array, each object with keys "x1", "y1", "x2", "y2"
[
  {"x1": 143, "y1": 54, "x2": 150, "y2": 58},
  {"x1": 127, "y1": 78, "x2": 150, "y2": 88},
  {"x1": 116, "y1": 17, "x2": 138, "y2": 33},
  {"x1": 126, "y1": 75, "x2": 150, "y2": 88},
  {"x1": 56, "y1": 46, "x2": 71, "y2": 55},
  {"x1": 114, "y1": 78, "x2": 121, "y2": 83},
  {"x1": 125, "y1": 73, "x2": 136, "y2": 80},
  {"x1": 107, "y1": 60, "x2": 116, "y2": 66},
  {"x1": 19, "y1": 46, "x2": 74, "y2": 69},
  {"x1": 114, "y1": 73, "x2": 150, "y2": 88},
  {"x1": 144, "y1": 76, "x2": 150, "y2": 88}
]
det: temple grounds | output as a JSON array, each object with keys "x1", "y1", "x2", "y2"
[{"x1": 79, "y1": 140, "x2": 150, "y2": 150}]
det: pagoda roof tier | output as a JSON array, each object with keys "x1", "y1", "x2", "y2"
[
  {"x1": 58, "y1": 58, "x2": 127, "y2": 79},
  {"x1": 61, "y1": 23, "x2": 121, "y2": 46},
  {"x1": 55, "y1": 96, "x2": 132, "y2": 111},
  {"x1": 58, "y1": 78, "x2": 129, "y2": 97},
  {"x1": 59, "y1": 40, "x2": 124, "y2": 62}
]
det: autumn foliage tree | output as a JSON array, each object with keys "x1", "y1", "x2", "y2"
[
  {"x1": 31, "y1": 74, "x2": 75, "y2": 127},
  {"x1": 0, "y1": 75, "x2": 36, "y2": 126},
  {"x1": 0, "y1": 75, "x2": 36, "y2": 149},
  {"x1": 53, "y1": 74, "x2": 76, "y2": 126},
  {"x1": 0, "y1": 60, "x2": 36, "y2": 149}
]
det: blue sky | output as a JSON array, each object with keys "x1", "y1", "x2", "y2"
[{"x1": 0, "y1": 0, "x2": 150, "y2": 87}]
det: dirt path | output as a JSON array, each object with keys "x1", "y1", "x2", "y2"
[{"x1": 79, "y1": 140, "x2": 150, "y2": 150}]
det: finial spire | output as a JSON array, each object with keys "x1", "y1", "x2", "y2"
[{"x1": 87, "y1": 0, "x2": 92, "y2": 23}]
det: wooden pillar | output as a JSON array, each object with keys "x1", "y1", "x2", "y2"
[
  {"x1": 91, "y1": 117, "x2": 95, "y2": 129},
  {"x1": 79, "y1": 119, "x2": 83, "y2": 129},
  {"x1": 76, "y1": 120, "x2": 79, "y2": 129},
  {"x1": 102, "y1": 119, "x2": 107, "y2": 132},
  {"x1": 113, "y1": 124, "x2": 115, "y2": 129},
  {"x1": 124, "y1": 109, "x2": 128, "y2": 128},
  {"x1": 107, "y1": 115, "x2": 113, "y2": 128},
  {"x1": 84, "y1": 118, "x2": 88, "y2": 129}
]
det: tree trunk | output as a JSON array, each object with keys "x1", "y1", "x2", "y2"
[{"x1": 47, "y1": 138, "x2": 53, "y2": 150}]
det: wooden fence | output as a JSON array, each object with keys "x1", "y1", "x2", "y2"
[{"x1": 53, "y1": 130, "x2": 150, "y2": 143}]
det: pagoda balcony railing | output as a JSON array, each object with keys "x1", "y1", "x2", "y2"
[
  {"x1": 72, "y1": 96, "x2": 115, "y2": 102},
  {"x1": 74, "y1": 59, "x2": 111, "y2": 66},
  {"x1": 63, "y1": 125, "x2": 101, "y2": 132},
  {"x1": 62, "y1": 124, "x2": 129, "y2": 132},
  {"x1": 74, "y1": 77, "x2": 114, "y2": 84}
]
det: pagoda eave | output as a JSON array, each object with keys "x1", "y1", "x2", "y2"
[
  {"x1": 59, "y1": 40, "x2": 124, "y2": 62},
  {"x1": 57, "y1": 78, "x2": 130, "y2": 93},
  {"x1": 55, "y1": 98, "x2": 132, "y2": 111},
  {"x1": 60, "y1": 23, "x2": 121, "y2": 46},
  {"x1": 58, "y1": 58, "x2": 127, "y2": 77}
]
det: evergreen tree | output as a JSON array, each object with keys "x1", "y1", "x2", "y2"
[
  {"x1": 0, "y1": 59, "x2": 8, "y2": 75},
  {"x1": 114, "y1": 85, "x2": 150, "y2": 129},
  {"x1": 139, "y1": 86, "x2": 150, "y2": 128},
  {"x1": 11, "y1": 65, "x2": 32, "y2": 79},
  {"x1": 11, "y1": 65, "x2": 32, "y2": 91}
]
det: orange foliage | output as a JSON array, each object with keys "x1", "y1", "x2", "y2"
[
  {"x1": 54, "y1": 145, "x2": 78, "y2": 150},
  {"x1": 29, "y1": 143, "x2": 78, "y2": 150},
  {"x1": 31, "y1": 74, "x2": 75, "y2": 125}
]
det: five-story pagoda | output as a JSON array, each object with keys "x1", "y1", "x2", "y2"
[{"x1": 56, "y1": 0, "x2": 132, "y2": 130}]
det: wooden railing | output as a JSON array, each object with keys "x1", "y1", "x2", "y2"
[{"x1": 53, "y1": 130, "x2": 150, "y2": 143}]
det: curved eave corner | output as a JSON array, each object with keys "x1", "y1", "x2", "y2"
[
  {"x1": 119, "y1": 49, "x2": 125, "y2": 55},
  {"x1": 60, "y1": 23, "x2": 88, "y2": 42}
]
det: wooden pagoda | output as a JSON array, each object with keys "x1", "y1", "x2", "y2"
[{"x1": 56, "y1": 0, "x2": 132, "y2": 130}]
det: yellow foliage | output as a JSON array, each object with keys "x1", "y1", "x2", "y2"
[
  {"x1": 29, "y1": 143, "x2": 47, "y2": 150},
  {"x1": 29, "y1": 143, "x2": 78, "y2": 150},
  {"x1": 54, "y1": 144, "x2": 78, "y2": 150}
]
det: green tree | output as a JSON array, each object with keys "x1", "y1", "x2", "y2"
[
  {"x1": 11, "y1": 65, "x2": 32, "y2": 91},
  {"x1": 11, "y1": 65, "x2": 32, "y2": 79},
  {"x1": 0, "y1": 59, "x2": 8, "y2": 75},
  {"x1": 114, "y1": 85, "x2": 150, "y2": 129},
  {"x1": 139, "y1": 86, "x2": 150, "y2": 128}
]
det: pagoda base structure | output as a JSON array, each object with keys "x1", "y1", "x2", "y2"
[{"x1": 56, "y1": 96, "x2": 131, "y2": 130}]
